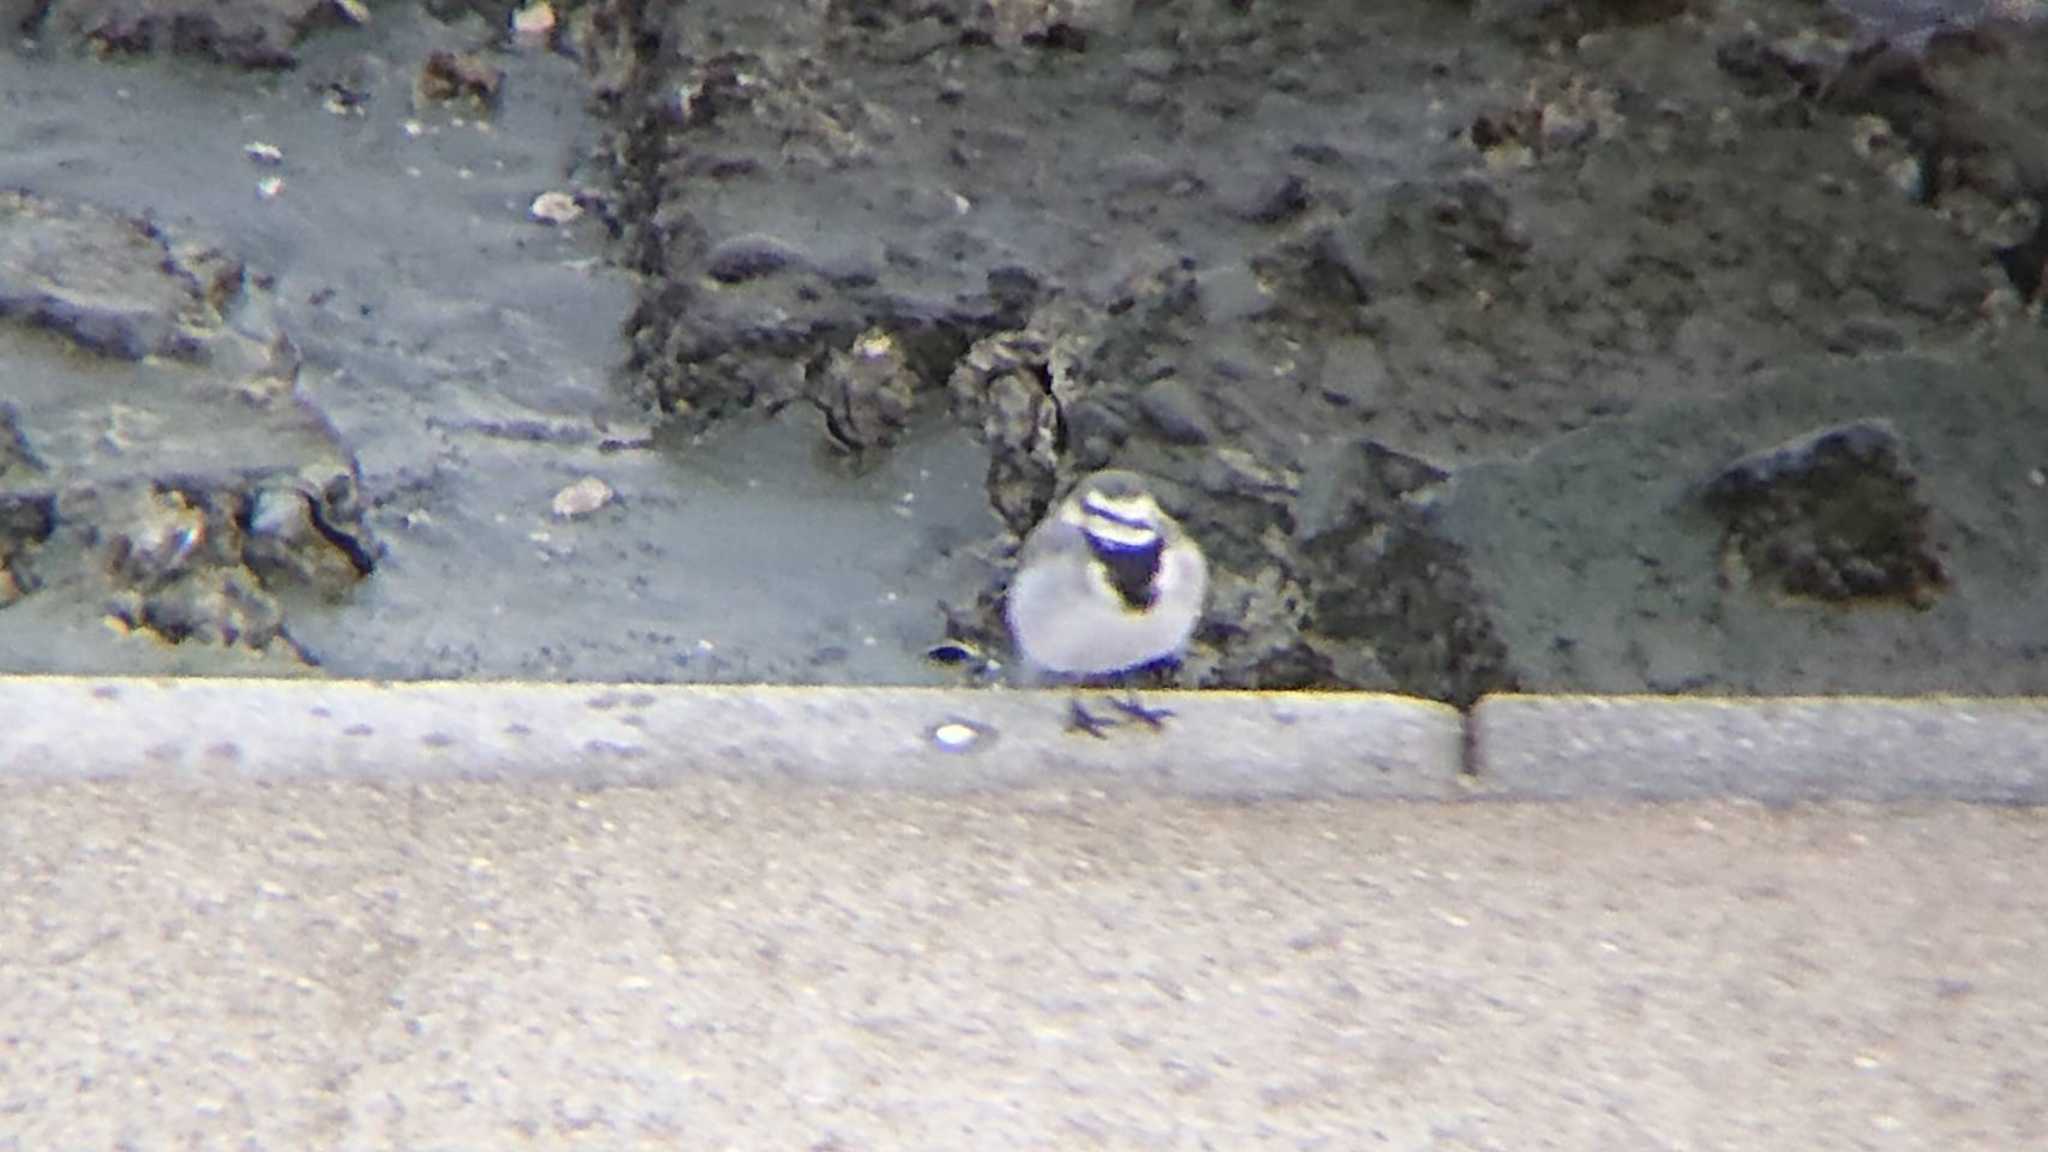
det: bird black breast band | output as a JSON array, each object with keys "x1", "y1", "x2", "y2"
[{"x1": 1087, "y1": 534, "x2": 1163, "y2": 610}]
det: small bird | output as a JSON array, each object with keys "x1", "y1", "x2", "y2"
[{"x1": 1006, "y1": 469, "x2": 1208, "y2": 735}]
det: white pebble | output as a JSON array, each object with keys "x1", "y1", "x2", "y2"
[{"x1": 551, "y1": 476, "x2": 614, "y2": 519}]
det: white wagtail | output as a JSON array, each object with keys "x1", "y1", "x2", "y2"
[{"x1": 1005, "y1": 469, "x2": 1208, "y2": 735}]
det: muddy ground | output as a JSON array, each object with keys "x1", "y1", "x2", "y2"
[{"x1": 0, "y1": 0, "x2": 2043, "y2": 701}]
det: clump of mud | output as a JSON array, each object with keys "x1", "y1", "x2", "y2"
[
  {"x1": 1705, "y1": 419, "x2": 1947, "y2": 609},
  {"x1": 1, "y1": 188, "x2": 377, "y2": 664},
  {"x1": 76, "y1": 472, "x2": 375, "y2": 657}
]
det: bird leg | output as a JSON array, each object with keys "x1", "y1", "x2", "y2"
[
  {"x1": 1067, "y1": 694, "x2": 1117, "y2": 738},
  {"x1": 1064, "y1": 691, "x2": 1173, "y2": 737}
]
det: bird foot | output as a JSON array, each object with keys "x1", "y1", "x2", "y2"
[
  {"x1": 1111, "y1": 692, "x2": 1173, "y2": 729},
  {"x1": 1066, "y1": 693, "x2": 1173, "y2": 737}
]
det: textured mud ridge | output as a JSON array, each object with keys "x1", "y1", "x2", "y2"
[
  {"x1": 0, "y1": 188, "x2": 376, "y2": 667},
  {"x1": 0, "y1": 0, "x2": 2043, "y2": 697}
]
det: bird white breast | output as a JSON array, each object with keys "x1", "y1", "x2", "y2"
[{"x1": 1007, "y1": 541, "x2": 1207, "y2": 677}]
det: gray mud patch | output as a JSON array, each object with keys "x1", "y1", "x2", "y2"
[
  {"x1": 1445, "y1": 341, "x2": 2048, "y2": 696},
  {"x1": 0, "y1": 5, "x2": 998, "y2": 683},
  {"x1": 1, "y1": 0, "x2": 2044, "y2": 698}
]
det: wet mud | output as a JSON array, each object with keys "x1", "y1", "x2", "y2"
[{"x1": 2, "y1": 0, "x2": 2043, "y2": 699}]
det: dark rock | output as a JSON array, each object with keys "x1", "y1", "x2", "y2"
[
  {"x1": 984, "y1": 264, "x2": 1045, "y2": 319},
  {"x1": 705, "y1": 233, "x2": 808, "y2": 283},
  {"x1": 0, "y1": 494, "x2": 54, "y2": 546},
  {"x1": 1021, "y1": 20, "x2": 1087, "y2": 51},
  {"x1": 1704, "y1": 418, "x2": 1948, "y2": 608},
  {"x1": 1997, "y1": 215, "x2": 2048, "y2": 301},
  {"x1": 1057, "y1": 396, "x2": 1130, "y2": 469},
  {"x1": 0, "y1": 493, "x2": 55, "y2": 604},
  {"x1": 1135, "y1": 377, "x2": 1212, "y2": 446},
  {"x1": 1302, "y1": 221, "x2": 1373, "y2": 304},
  {"x1": 1707, "y1": 418, "x2": 1898, "y2": 490},
  {"x1": 1223, "y1": 171, "x2": 1311, "y2": 226}
]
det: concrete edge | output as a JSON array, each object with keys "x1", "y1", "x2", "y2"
[
  {"x1": 1470, "y1": 694, "x2": 2048, "y2": 804},
  {"x1": 0, "y1": 676, "x2": 1465, "y2": 800},
  {"x1": 4, "y1": 678, "x2": 2046, "y2": 803}
]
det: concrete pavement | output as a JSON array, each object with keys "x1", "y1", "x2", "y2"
[
  {"x1": 5, "y1": 677, "x2": 2048, "y2": 800},
  {"x1": 2, "y1": 678, "x2": 2046, "y2": 1149}
]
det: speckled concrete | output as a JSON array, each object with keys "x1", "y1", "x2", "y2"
[
  {"x1": 1472, "y1": 695, "x2": 2048, "y2": 802},
  {"x1": 3, "y1": 782, "x2": 2042, "y2": 1149},
  {"x1": 0, "y1": 676, "x2": 1464, "y2": 798}
]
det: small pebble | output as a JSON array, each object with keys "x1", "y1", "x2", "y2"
[
  {"x1": 250, "y1": 489, "x2": 312, "y2": 542},
  {"x1": 530, "y1": 191, "x2": 582, "y2": 225},
  {"x1": 552, "y1": 476, "x2": 614, "y2": 518},
  {"x1": 512, "y1": 0, "x2": 556, "y2": 43},
  {"x1": 930, "y1": 721, "x2": 988, "y2": 752}
]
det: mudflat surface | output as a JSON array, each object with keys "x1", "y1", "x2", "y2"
[
  {"x1": 0, "y1": 6, "x2": 998, "y2": 684},
  {"x1": 1, "y1": 0, "x2": 2045, "y2": 696},
  {"x1": 4, "y1": 781, "x2": 2044, "y2": 1147}
]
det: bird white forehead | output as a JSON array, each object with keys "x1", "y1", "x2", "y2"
[
  {"x1": 1069, "y1": 487, "x2": 1162, "y2": 550},
  {"x1": 1078, "y1": 488, "x2": 1158, "y2": 524},
  {"x1": 1083, "y1": 517, "x2": 1160, "y2": 549}
]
